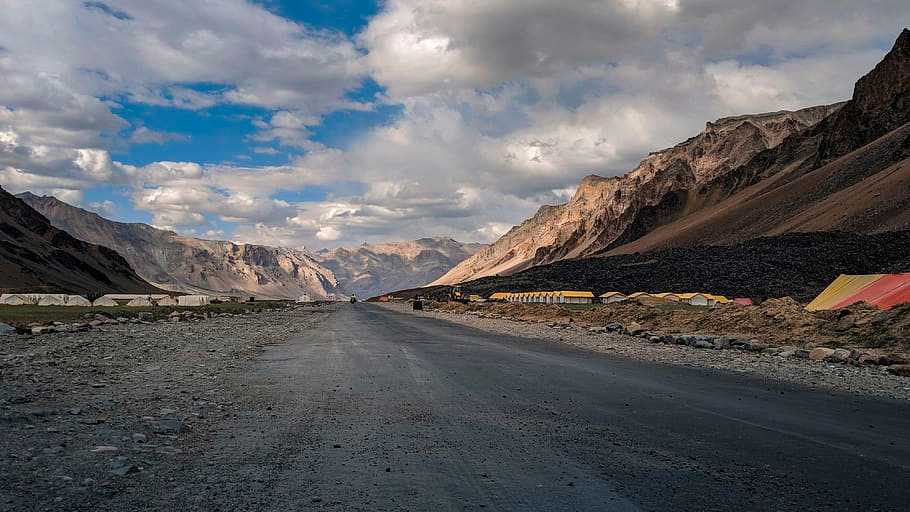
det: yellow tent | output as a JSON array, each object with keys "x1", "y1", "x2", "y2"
[
  {"x1": 806, "y1": 274, "x2": 885, "y2": 311},
  {"x1": 489, "y1": 292, "x2": 510, "y2": 301}
]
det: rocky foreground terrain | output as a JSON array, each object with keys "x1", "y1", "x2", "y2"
[
  {"x1": 0, "y1": 305, "x2": 333, "y2": 511},
  {"x1": 383, "y1": 302, "x2": 910, "y2": 400}
]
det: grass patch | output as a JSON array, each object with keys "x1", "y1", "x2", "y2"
[{"x1": 0, "y1": 301, "x2": 292, "y2": 328}]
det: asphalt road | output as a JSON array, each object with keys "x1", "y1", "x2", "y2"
[{"x1": 171, "y1": 304, "x2": 910, "y2": 511}]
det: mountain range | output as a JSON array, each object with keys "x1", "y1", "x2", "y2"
[
  {"x1": 0, "y1": 186, "x2": 159, "y2": 295},
  {"x1": 16, "y1": 193, "x2": 482, "y2": 299},
  {"x1": 20, "y1": 193, "x2": 338, "y2": 299},
  {"x1": 435, "y1": 29, "x2": 910, "y2": 287},
  {"x1": 315, "y1": 238, "x2": 485, "y2": 299}
]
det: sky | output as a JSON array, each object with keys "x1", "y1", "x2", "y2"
[{"x1": 1, "y1": 1, "x2": 908, "y2": 249}]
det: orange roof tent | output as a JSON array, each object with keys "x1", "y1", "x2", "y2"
[
  {"x1": 806, "y1": 273, "x2": 910, "y2": 311},
  {"x1": 830, "y1": 273, "x2": 910, "y2": 310}
]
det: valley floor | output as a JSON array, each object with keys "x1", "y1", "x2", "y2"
[{"x1": 2, "y1": 303, "x2": 909, "y2": 511}]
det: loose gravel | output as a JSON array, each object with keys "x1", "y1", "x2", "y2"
[
  {"x1": 0, "y1": 305, "x2": 332, "y2": 512},
  {"x1": 380, "y1": 303, "x2": 910, "y2": 401}
]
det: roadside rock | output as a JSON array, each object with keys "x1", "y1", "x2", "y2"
[
  {"x1": 830, "y1": 349, "x2": 852, "y2": 363},
  {"x1": 887, "y1": 365, "x2": 910, "y2": 377},
  {"x1": 809, "y1": 348, "x2": 836, "y2": 361},
  {"x1": 625, "y1": 322, "x2": 645, "y2": 335}
]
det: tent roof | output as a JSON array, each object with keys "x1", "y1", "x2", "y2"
[
  {"x1": 599, "y1": 292, "x2": 626, "y2": 298},
  {"x1": 555, "y1": 291, "x2": 594, "y2": 298},
  {"x1": 806, "y1": 274, "x2": 885, "y2": 311},
  {"x1": 676, "y1": 293, "x2": 709, "y2": 299},
  {"x1": 823, "y1": 273, "x2": 910, "y2": 310}
]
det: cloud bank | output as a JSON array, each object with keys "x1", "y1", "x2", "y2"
[{"x1": 1, "y1": 0, "x2": 908, "y2": 248}]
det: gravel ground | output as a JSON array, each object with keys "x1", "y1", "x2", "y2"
[
  {"x1": 0, "y1": 305, "x2": 333, "y2": 512},
  {"x1": 380, "y1": 303, "x2": 910, "y2": 401}
]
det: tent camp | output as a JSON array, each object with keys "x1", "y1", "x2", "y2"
[
  {"x1": 92, "y1": 296, "x2": 118, "y2": 307},
  {"x1": 296, "y1": 294, "x2": 313, "y2": 303},
  {"x1": 497, "y1": 291, "x2": 593, "y2": 304},
  {"x1": 178, "y1": 295, "x2": 211, "y2": 307},
  {"x1": 806, "y1": 273, "x2": 910, "y2": 311},
  {"x1": 64, "y1": 295, "x2": 92, "y2": 306},
  {"x1": 100, "y1": 294, "x2": 169, "y2": 302},
  {"x1": 653, "y1": 293, "x2": 681, "y2": 302}
]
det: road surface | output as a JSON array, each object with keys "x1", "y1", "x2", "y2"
[{"x1": 157, "y1": 304, "x2": 910, "y2": 511}]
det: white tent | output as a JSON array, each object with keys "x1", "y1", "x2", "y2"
[
  {"x1": 101, "y1": 294, "x2": 169, "y2": 301},
  {"x1": 677, "y1": 293, "x2": 711, "y2": 306},
  {"x1": 92, "y1": 296, "x2": 119, "y2": 307},
  {"x1": 296, "y1": 294, "x2": 313, "y2": 303},
  {"x1": 0, "y1": 294, "x2": 31, "y2": 306},
  {"x1": 64, "y1": 295, "x2": 92, "y2": 306},
  {"x1": 178, "y1": 295, "x2": 211, "y2": 307},
  {"x1": 599, "y1": 292, "x2": 628, "y2": 304},
  {"x1": 37, "y1": 294, "x2": 67, "y2": 306},
  {"x1": 157, "y1": 296, "x2": 178, "y2": 306},
  {"x1": 127, "y1": 296, "x2": 153, "y2": 307}
]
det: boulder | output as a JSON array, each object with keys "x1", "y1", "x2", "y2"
[
  {"x1": 712, "y1": 337, "x2": 733, "y2": 350},
  {"x1": 808, "y1": 347, "x2": 836, "y2": 361},
  {"x1": 605, "y1": 322, "x2": 625, "y2": 333},
  {"x1": 829, "y1": 349, "x2": 852, "y2": 363},
  {"x1": 625, "y1": 322, "x2": 645, "y2": 335},
  {"x1": 886, "y1": 365, "x2": 910, "y2": 377}
]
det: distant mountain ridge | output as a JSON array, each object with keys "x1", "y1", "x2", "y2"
[
  {"x1": 607, "y1": 27, "x2": 910, "y2": 254},
  {"x1": 433, "y1": 104, "x2": 839, "y2": 285},
  {"x1": 20, "y1": 193, "x2": 337, "y2": 299},
  {"x1": 314, "y1": 238, "x2": 485, "y2": 298},
  {"x1": 0, "y1": 186, "x2": 159, "y2": 295},
  {"x1": 435, "y1": 29, "x2": 910, "y2": 286}
]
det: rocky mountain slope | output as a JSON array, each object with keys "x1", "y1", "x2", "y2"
[
  {"x1": 436, "y1": 29, "x2": 910, "y2": 285},
  {"x1": 314, "y1": 238, "x2": 484, "y2": 298},
  {"x1": 419, "y1": 231, "x2": 910, "y2": 303},
  {"x1": 20, "y1": 194, "x2": 337, "y2": 299},
  {"x1": 608, "y1": 28, "x2": 910, "y2": 254},
  {"x1": 0, "y1": 186, "x2": 159, "y2": 295},
  {"x1": 434, "y1": 105, "x2": 839, "y2": 285}
]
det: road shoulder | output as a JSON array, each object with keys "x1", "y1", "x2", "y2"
[{"x1": 378, "y1": 302, "x2": 910, "y2": 401}]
